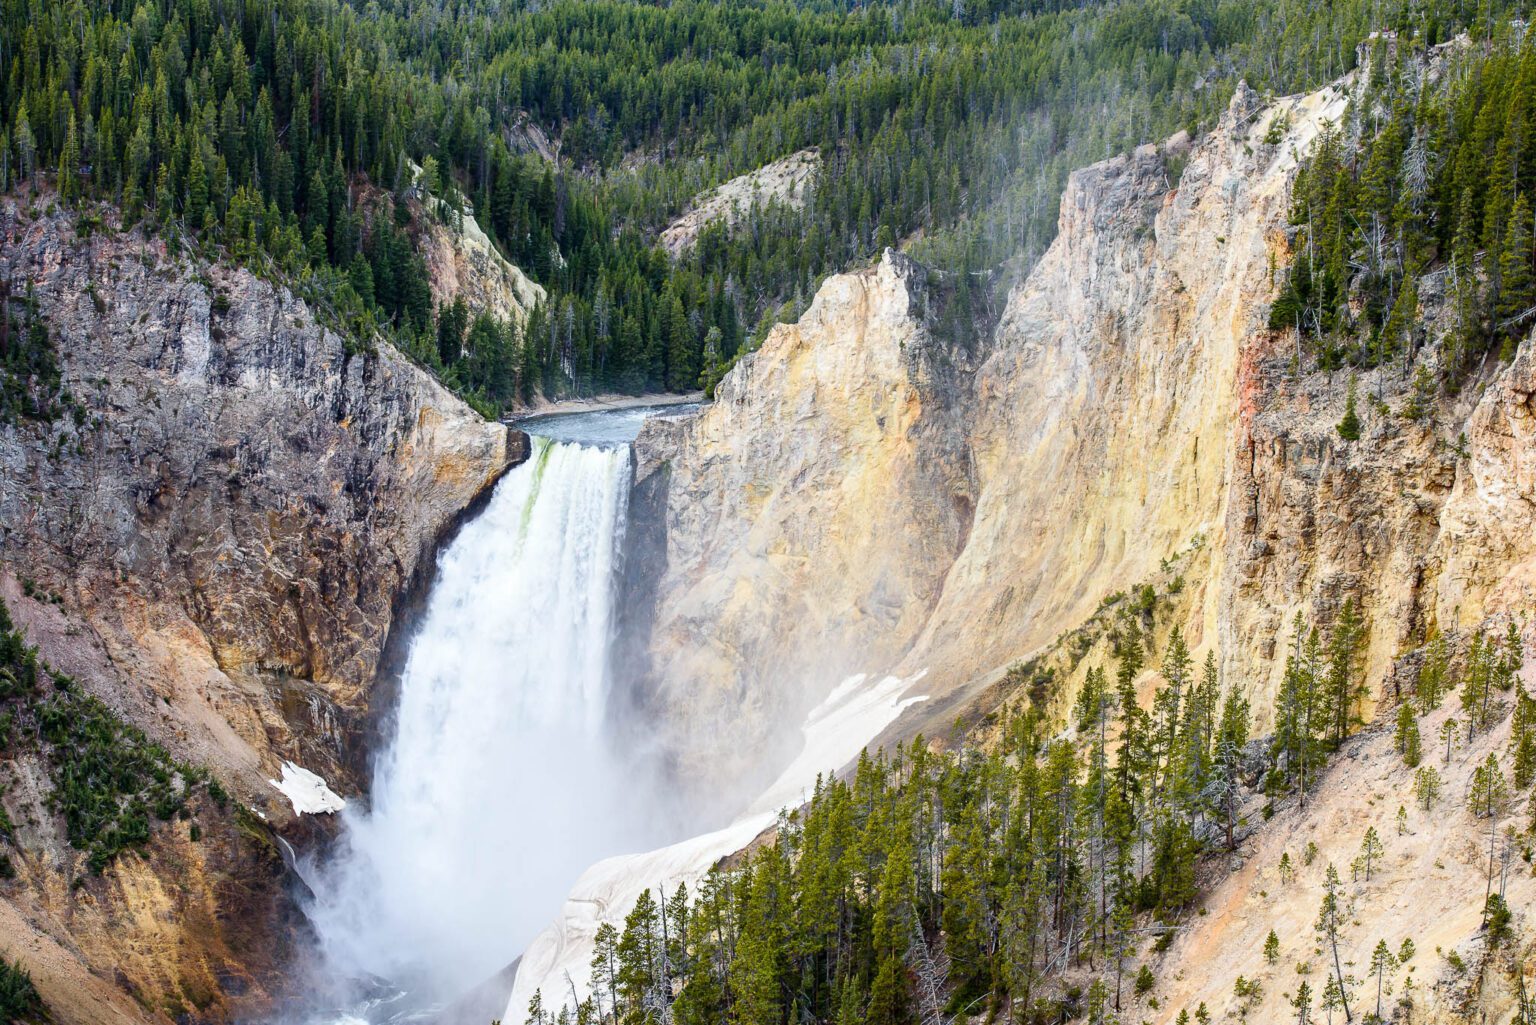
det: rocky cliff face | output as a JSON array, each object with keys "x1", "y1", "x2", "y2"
[
  {"x1": 630, "y1": 251, "x2": 978, "y2": 795},
  {"x1": 0, "y1": 198, "x2": 519, "y2": 1023},
  {"x1": 634, "y1": 74, "x2": 1536, "y2": 778},
  {"x1": 411, "y1": 174, "x2": 544, "y2": 328}
]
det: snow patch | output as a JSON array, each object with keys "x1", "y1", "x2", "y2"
[
  {"x1": 268, "y1": 761, "x2": 346, "y2": 815},
  {"x1": 506, "y1": 670, "x2": 928, "y2": 1018}
]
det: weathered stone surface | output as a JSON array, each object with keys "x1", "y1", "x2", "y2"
[
  {"x1": 411, "y1": 176, "x2": 544, "y2": 328},
  {"x1": 659, "y1": 150, "x2": 820, "y2": 258},
  {"x1": 634, "y1": 70, "x2": 1536, "y2": 786},
  {"x1": 0, "y1": 198, "x2": 519, "y2": 1023},
  {"x1": 0, "y1": 201, "x2": 518, "y2": 789},
  {"x1": 908, "y1": 81, "x2": 1351, "y2": 717},
  {"x1": 630, "y1": 251, "x2": 978, "y2": 797}
]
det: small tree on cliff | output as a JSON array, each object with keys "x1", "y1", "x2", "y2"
[
  {"x1": 1337, "y1": 374, "x2": 1362, "y2": 441},
  {"x1": 1317, "y1": 864, "x2": 1354, "y2": 1023}
]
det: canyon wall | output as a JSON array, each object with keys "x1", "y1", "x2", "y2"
[
  {"x1": 636, "y1": 74, "x2": 1536, "y2": 780},
  {"x1": 0, "y1": 198, "x2": 520, "y2": 1023},
  {"x1": 409, "y1": 164, "x2": 545, "y2": 328},
  {"x1": 630, "y1": 251, "x2": 978, "y2": 793}
]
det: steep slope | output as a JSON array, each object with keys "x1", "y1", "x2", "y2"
[
  {"x1": 409, "y1": 163, "x2": 545, "y2": 328},
  {"x1": 629, "y1": 83, "x2": 1340, "y2": 781},
  {"x1": 628, "y1": 251, "x2": 977, "y2": 795},
  {"x1": 0, "y1": 197, "x2": 520, "y2": 1023},
  {"x1": 634, "y1": 69, "x2": 1536, "y2": 763},
  {"x1": 659, "y1": 150, "x2": 820, "y2": 258},
  {"x1": 1137, "y1": 683, "x2": 1535, "y2": 1025}
]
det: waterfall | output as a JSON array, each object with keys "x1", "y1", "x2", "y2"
[{"x1": 307, "y1": 430, "x2": 653, "y2": 1005}]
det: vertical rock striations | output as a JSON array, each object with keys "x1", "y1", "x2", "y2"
[
  {"x1": 0, "y1": 199, "x2": 521, "y2": 1022},
  {"x1": 629, "y1": 251, "x2": 978, "y2": 797},
  {"x1": 634, "y1": 74, "x2": 1536, "y2": 774}
]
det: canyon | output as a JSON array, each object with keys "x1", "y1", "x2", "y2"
[
  {"x1": 630, "y1": 72, "x2": 1536, "y2": 793},
  {"x1": 0, "y1": 197, "x2": 522, "y2": 1023},
  {"x1": 1, "y1": 51, "x2": 1535, "y2": 1025}
]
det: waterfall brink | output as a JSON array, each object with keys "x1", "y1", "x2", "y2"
[{"x1": 307, "y1": 434, "x2": 642, "y2": 1002}]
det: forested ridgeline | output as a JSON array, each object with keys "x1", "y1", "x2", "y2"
[
  {"x1": 1, "y1": 0, "x2": 1519, "y2": 414},
  {"x1": 1274, "y1": 24, "x2": 1536, "y2": 414},
  {"x1": 528, "y1": 614, "x2": 1535, "y2": 1025}
]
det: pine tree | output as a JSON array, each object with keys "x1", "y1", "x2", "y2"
[
  {"x1": 1470, "y1": 752, "x2": 1508, "y2": 819},
  {"x1": 1316, "y1": 864, "x2": 1353, "y2": 1023},
  {"x1": 1512, "y1": 688, "x2": 1536, "y2": 788},
  {"x1": 1417, "y1": 635, "x2": 1450, "y2": 713},
  {"x1": 1369, "y1": 939, "x2": 1397, "y2": 1020},
  {"x1": 187, "y1": 143, "x2": 209, "y2": 230},
  {"x1": 1214, "y1": 684, "x2": 1251, "y2": 850},
  {"x1": 13, "y1": 102, "x2": 36, "y2": 185},
  {"x1": 1358, "y1": 826, "x2": 1384, "y2": 881},
  {"x1": 1461, "y1": 632, "x2": 1494, "y2": 738},
  {"x1": 663, "y1": 290, "x2": 696, "y2": 393},
  {"x1": 1293, "y1": 980, "x2": 1314, "y2": 1025},
  {"x1": 437, "y1": 297, "x2": 469, "y2": 367},
  {"x1": 1497, "y1": 194, "x2": 1535, "y2": 337},
  {"x1": 1440, "y1": 717, "x2": 1460, "y2": 762},
  {"x1": 1394, "y1": 703, "x2": 1421, "y2": 767},
  {"x1": 1325, "y1": 600, "x2": 1365, "y2": 745},
  {"x1": 58, "y1": 110, "x2": 80, "y2": 206}
]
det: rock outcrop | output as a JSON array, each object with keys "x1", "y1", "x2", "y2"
[
  {"x1": 630, "y1": 251, "x2": 977, "y2": 795},
  {"x1": 634, "y1": 74, "x2": 1536, "y2": 786},
  {"x1": 659, "y1": 149, "x2": 820, "y2": 258},
  {"x1": 0, "y1": 198, "x2": 519, "y2": 1022},
  {"x1": 407, "y1": 161, "x2": 544, "y2": 328},
  {"x1": 903, "y1": 82, "x2": 1347, "y2": 716}
]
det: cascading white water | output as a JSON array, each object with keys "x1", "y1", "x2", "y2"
[{"x1": 307, "y1": 429, "x2": 655, "y2": 1005}]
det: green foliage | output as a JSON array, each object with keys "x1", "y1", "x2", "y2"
[
  {"x1": 1337, "y1": 374, "x2": 1362, "y2": 441},
  {"x1": 1395, "y1": 703, "x2": 1421, "y2": 767},
  {"x1": 0, "y1": 959, "x2": 41, "y2": 1024},
  {"x1": 521, "y1": 619, "x2": 1405, "y2": 1025},
  {"x1": 1416, "y1": 634, "x2": 1451, "y2": 713},
  {"x1": 1268, "y1": 604, "x2": 1367, "y2": 801},
  {"x1": 1358, "y1": 826, "x2": 1384, "y2": 881},
  {"x1": 1512, "y1": 681, "x2": 1536, "y2": 788},
  {"x1": 0, "y1": 280, "x2": 68, "y2": 426},
  {"x1": 0, "y1": 597, "x2": 221, "y2": 874},
  {"x1": 1, "y1": 0, "x2": 1512, "y2": 415},
  {"x1": 1278, "y1": 24, "x2": 1536, "y2": 389},
  {"x1": 1469, "y1": 752, "x2": 1509, "y2": 818},
  {"x1": 1413, "y1": 765, "x2": 1442, "y2": 810},
  {"x1": 1484, "y1": 893, "x2": 1512, "y2": 947}
]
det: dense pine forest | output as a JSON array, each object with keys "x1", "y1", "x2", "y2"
[
  {"x1": 1273, "y1": 23, "x2": 1536, "y2": 400},
  {"x1": 7, "y1": 0, "x2": 1536, "y2": 1020},
  {"x1": 521, "y1": 605, "x2": 1533, "y2": 1025},
  {"x1": 1, "y1": 0, "x2": 1522, "y2": 413}
]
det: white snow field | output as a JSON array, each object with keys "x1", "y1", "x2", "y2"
[{"x1": 269, "y1": 762, "x2": 346, "y2": 815}]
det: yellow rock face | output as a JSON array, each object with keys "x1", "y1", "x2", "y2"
[
  {"x1": 632, "y1": 250, "x2": 978, "y2": 799},
  {"x1": 638, "y1": 73, "x2": 1536, "y2": 790}
]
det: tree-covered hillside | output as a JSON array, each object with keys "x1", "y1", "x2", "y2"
[
  {"x1": 528, "y1": 609, "x2": 1533, "y2": 1025},
  {"x1": 0, "y1": 0, "x2": 1518, "y2": 413},
  {"x1": 1274, "y1": 23, "x2": 1536, "y2": 405}
]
